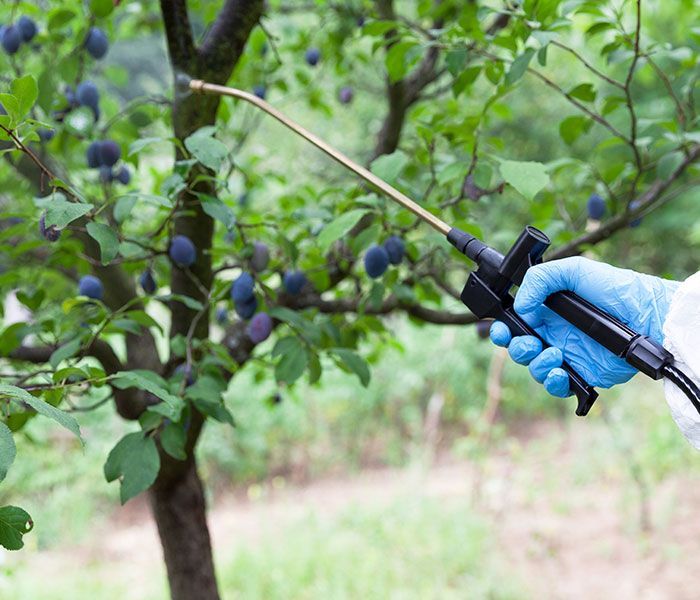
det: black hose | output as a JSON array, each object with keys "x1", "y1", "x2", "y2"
[{"x1": 662, "y1": 364, "x2": 700, "y2": 416}]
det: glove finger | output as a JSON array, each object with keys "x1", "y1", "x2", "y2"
[
  {"x1": 528, "y1": 346, "x2": 564, "y2": 383},
  {"x1": 489, "y1": 321, "x2": 512, "y2": 347},
  {"x1": 514, "y1": 258, "x2": 584, "y2": 315},
  {"x1": 507, "y1": 335, "x2": 543, "y2": 365},
  {"x1": 543, "y1": 367, "x2": 571, "y2": 397}
]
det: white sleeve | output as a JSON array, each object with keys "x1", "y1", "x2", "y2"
[{"x1": 663, "y1": 272, "x2": 700, "y2": 449}]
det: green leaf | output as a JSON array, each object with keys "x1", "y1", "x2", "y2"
[
  {"x1": 128, "y1": 137, "x2": 166, "y2": 157},
  {"x1": 49, "y1": 338, "x2": 82, "y2": 368},
  {"x1": 568, "y1": 83, "x2": 596, "y2": 102},
  {"x1": 316, "y1": 209, "x2": 371, "y2": 253},
  {"x1": 329, "y1": 348, "x2": 371, "y2": 387},
  {"x1": 505, "y1": 48, "x2": 536, "y2": 85},
  {"x1": 112, "y1": 371, "x2": 183, "y2": 420},
  {"x1": 446, "y1": 48, "x2": 468, "y2": 76},
  {"x1": 497, "y1": 159, "x2": 550, "y2": 200},
  {"x1": 161, "y1": 423, "x2": 187, "y2": 461},
  {"x1": 89, "y1": 0, "x2": 114, "y2": 18},
  {"x1": 0, "y1": 384, "x2": 82, "y2": 441},
  {"x1": 86, "y1": 222, "x2": 120, "y2": 264},
  {"x1": 0, "y1": 506, "x2": 33, "y2": 551},
  {"x1": 559, "y1": 115, "x2": 593, "y2": 145},
  {"x1": 11, "y1": 75, "x2": 38, "y2": 120},
  {"x1": 44, "y1": 197, "x2": 93, "y2": 229},
  {"x1": 104, "y1": 432, "x2": 160, "y2": 504},
  {"x1": 370, "y1": 150, "x2": 409, "y2": 183},
  {"x1": 0, "y1": 422, "x2": 16, "y2": 483},
  {"x1": 385, "y1": 40, "x2": 419, "y2": 83},
  {"x1": 184, "y1": 133, "x2": 228, "y2": 171},
  {"x1": 200, "y1": 195, "x2": 236, "y2": 230},
  {"x1": 157, "y1": 294, "x2": 204, "y2": 311},
  {"x1": 275, "y1": 337, "x2": 308, "y2": 385}
]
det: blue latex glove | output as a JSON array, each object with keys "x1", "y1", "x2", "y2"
[{"x1": 489, "y1": 257, "x2": 680, "y2": 397}]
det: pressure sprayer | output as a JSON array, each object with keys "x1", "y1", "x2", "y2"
[{"x1": 181, "y1": 75, "x2": 700, "y2": 417}]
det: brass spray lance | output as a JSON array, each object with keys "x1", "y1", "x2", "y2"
[{"x1": 185, "y1": 76, "x2": 700, "y2": 418}]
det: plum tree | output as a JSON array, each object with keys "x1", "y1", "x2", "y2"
[
  {"x1": 85, "y1": 27, "x2": 108, "y2": 59},
  {"x1": 629, "y1": 200, "x2": 643, "y2": 228},
  {"x1": 364, "y1": 245, "x2": 389, "y2": 278},
  {"x1": 0, "y1": 2, "x2": 696, "y2": 599},
  {"x1": 139, "y1": 269, "x2": 157, "y2": 294},
  {"x1": 587, "y1": 193, "x2": 606, "y2": 220},
  {"x1": 247, "y1": 312, "x2": 272, "y2": 344},
  {"x1": 78, "y1": 275, "x2": 104, "y2": 300},
  {"x1": 383, "y1": 236, "x2": 405, "y2": 265},
  {"x1": 168, "y1": 235, "x2": 196, "y2": 267},
  {"x1": 283, "y1": 270, "x2": 306, "y2": 295}
]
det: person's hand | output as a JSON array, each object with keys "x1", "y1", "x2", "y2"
[{"x1": 489, "y1": 256, "x2": 680, "y2": 397}]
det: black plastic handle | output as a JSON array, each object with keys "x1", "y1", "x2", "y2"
[
  {"x1": 497, "y1": 304, "x2": 599, "y2": 416},
  {"x1": 545, "y1": 291, "x2": 636, "y2": 356},
  {"x1": 460, "y1": 271, "x2": 599, "y2": 415}
]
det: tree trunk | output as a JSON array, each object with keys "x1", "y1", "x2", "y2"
[{"x1": 150, "y1": 456, "x2": 220, "y2": 600}]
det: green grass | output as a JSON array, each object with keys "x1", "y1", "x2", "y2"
[
  {"x1": 220, "y1": 497, "x2": 523, "y2": 600},
  {"x1": 0, "y1": 494, "x2": 523, "y2": 600}
]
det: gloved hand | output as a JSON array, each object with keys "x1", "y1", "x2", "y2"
[{"x1": 489, "y1": 256, "x2": 680, "y2": 397}]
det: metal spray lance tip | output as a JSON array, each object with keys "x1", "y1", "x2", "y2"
[{"x1": 187, "y1": 79, "x2": 459, "y2": 240}]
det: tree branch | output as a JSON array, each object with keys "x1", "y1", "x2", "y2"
[
  {"x1": 548, "y1": 144, "x2": 700, "y2": 259},
  {"x1": 158, "y1": 0, "x2": 197, "y2": 70}
]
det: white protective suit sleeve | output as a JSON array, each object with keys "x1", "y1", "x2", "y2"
[{"x1": 663, "y1": 272, "x2": 700, "y2": 449}]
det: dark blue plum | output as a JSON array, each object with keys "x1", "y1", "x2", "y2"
[
  {"x1": 251, "y1": 241, "x2": 269, "y2": 272},
  {"x1": 85, "y1": 27, "x2": 108, "y2": 59},
  {"x1": 383, "y1": 235, "x2": 405, "y2": 265},
  {"x1": 215, "y1": 306, "x2": 228, "y2": 324},
  {"x1": 586, "y1": 193, "x2": 606, "y2": 220},
  {"x1": 2, "y1": 25, "x2": 22, "y2": 54},
  {"x1": 234, "y1": 295, "x2": 258, "y2": 320},
  {"x1": 99, "y1": 140, "x2": 121, "y2": 167},
  {"x1": 114, "y1": 166, "x2": 130, "y2": 185},
  {"x1": 629, "y1": 200, "x2": 642, "y2": 228},
  {"x1": 17, "y1": 16, "x2": 37, "y2": 42},
  {"x1": 338, "y1": 86, "x2": 353, "y2": 104},
  {"x1": 78, "y1": 275, "x2": 104, "y2": 300},
  {"x1": 38, "y1": 128, "x2": 55, "y2": 142},
  {"x1": 86, "y1": 141, "x2": 102, "y2": 168},
  {"x1": 231, "y1": 272, "x2": 255, "y2": 303},
  {"x1": 305, "y1": 47, "x2": 321, "y2": 66},
  {"x1": 252, "y1": 85, "x2": 266, "y2": 100},
  {"x1": 76, "y1": 81, "x2": 99, "y2": 112},
  {"x1": 364, "y1": 245, "x2": 389, "y2": 278},
  {"x1": 475, "y1": 320, "x2": 491, "y2": 340},
  {"x1": 39, "y1": 212, "x2": 60, "y2": 242},
  {"x1": 139, "y1": 269, "x2": 157, "y2": 294},
  {"x1": 169, "y1": 235, "x2": 196, "y2": 267},
  {"x1": 283, "y1": 270, "x2": 306, "y2": 295},
  {"x1": 247, "y1": 312, "x2": 273, "y2": 344},
  {"x1": 174, "y1": 364, "x2": 195, "y2": 386}
]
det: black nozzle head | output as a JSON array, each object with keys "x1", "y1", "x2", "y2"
[{"x1": 447, "y1": 228, "x2": 487, "y2": 261}]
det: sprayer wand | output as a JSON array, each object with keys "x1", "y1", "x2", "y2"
[{"x1": 186, "y1": 77, "x2": 700, "y2": 417}]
